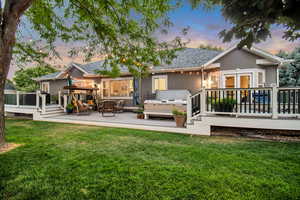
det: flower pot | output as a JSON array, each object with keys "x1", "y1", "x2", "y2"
[
  {"x1": 66, "y1": 108, "x2": 73, "y2": 114},
  {"x1": 137, "y1": 113, "x2": 144, "y2": 119},
  {"x1": 174, "y1": 115, "x2": 186, "y2": 127}
]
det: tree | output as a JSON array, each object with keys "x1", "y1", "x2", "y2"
[
  {"x1": 190, "y1": 0, "x2": 300, "y2": 48},
  {"x1": 13, "y1": 65, "x2": 57, "y2": 92},
  {"x1": 0, "y1": 0, "x2": 184, "y2": 146},
  {"x1": 277, "y1": 47, "x2": 300, "y2": 87}
]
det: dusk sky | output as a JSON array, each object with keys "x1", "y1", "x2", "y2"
[{"x1": 8, "y1": 4, "x2": 300, "y2": 79}]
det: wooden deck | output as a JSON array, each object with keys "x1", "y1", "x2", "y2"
[{"x1": 37, "y1": 112, "x2": 208, "y2": 135}]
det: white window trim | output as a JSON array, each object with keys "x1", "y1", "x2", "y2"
[
  {"x1": 41, "y1": 82, "x2": 50, "y2": 93},
  {"x1": 101, "y1": 77, "x2": 133, "y2": 99},
  {"x1": 220, "y1": 68, "x2": 265, "y2": 88},
  {"x1": 152, "y1": 75, "x2": 168, "y2": 93}
]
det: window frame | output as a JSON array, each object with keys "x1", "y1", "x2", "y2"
[
  {"x1": 101, "y1": 77, "x2": 133, "y2": 99},
  {"x1": 152, "y1": 75, "x2": 168, "y2": 93},
  {"x1": 41, "y1": 82, "x2": 50, "y2": 93}
]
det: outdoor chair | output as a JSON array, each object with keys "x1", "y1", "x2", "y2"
[
  {"x1": 73, "y1": 100, "x2": 91, "y2": 115},
  {"x1": 115, "y1": 100, "x2": 125, "y2": 113},
  {"x1": 98, "y1": 100, "x2": 117, "y2": 117}
]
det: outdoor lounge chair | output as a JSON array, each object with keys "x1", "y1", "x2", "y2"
[
  {"x1": 98, "y1": 100, "x2": 117, "y2": 117},
  {"x1": 73, "y1": 100, "x2": 91, "y2": 115}
]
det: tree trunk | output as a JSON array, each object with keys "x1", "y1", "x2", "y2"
[
  {"x1": 0, "y1": 81, "x2": 5, "y2": 146},
  {"x1": 0, "y1": 0, "x2": 33, "y2": 146}
]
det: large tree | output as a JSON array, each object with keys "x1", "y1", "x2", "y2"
[
  {"x1": 13, "y1": 65, "x2": 57, "y2": 92},
  {"x1": 0, "y1": 0, "x2": 184, "y2": 146},
  {"x1": 277, "y1": 47, "x2": 300, "y2": 87},
  {"x1": 190, "y1": 0, "x2": 300, "y2": 48}
]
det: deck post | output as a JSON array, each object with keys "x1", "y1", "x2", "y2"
[
  {"x1": 63, "y1": 95, "x2": 68, "y2": 112},
  {"x1": 42, "y1": 94, "x2": 46, "y2": 114},
  {"x1": 200, "y1": 88, "x2": 206, "y2": 115},
  {"x1": 187, "y1": 95, "x2": 192, "y2": 124},
  {"x1": 272, "y1": 85, "x2": 278, "y2": 119},
  {"x1": 36, "y1": 91, "x2": 40, "y2": 109},
  {"x1": 16, "y1": 91, "x2": 20, "y2": 107},
  {"x1": 58, "y1": 90, "x2": 61, "y2": 106}
]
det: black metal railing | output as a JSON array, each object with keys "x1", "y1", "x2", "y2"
[
  {"x1": 191, "y1": 93, "x2": 201, "y2": 117},
  {"x1": 278, "y1": 88, "x2": 300, "y2": 114},
  {"x1": 205, "y1": 88, "x2": 272, "y2": 114}
]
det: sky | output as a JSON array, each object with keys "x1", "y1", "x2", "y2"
[{"x1": 7, "y1": 3, "x2": 300, "y2": 79}]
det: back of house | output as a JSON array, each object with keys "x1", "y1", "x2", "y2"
[{"x1": 35, "y1": 44, "x2": 286, "y2": 106}]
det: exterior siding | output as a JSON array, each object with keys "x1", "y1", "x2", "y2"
[
  {"x1": 167, "y1": 73, "x2": 201, "y2": 94},
  {"x1": 216, "y1": 49, "x2": 265, "y2": 70},
  {"x1": 265, "y1": 65, "x2": 278, "y2": 86},
  {"x1": 216, "y1": 49, "x2": 278, "y2": 86}
]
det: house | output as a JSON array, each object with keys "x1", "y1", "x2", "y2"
[{"x1": 34, "y1": 45, "x2": 287, "y2": 106}]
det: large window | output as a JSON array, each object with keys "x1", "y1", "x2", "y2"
[
  {"x1": 102, "y1": 79, "x2": 133, "y2": 98},
  {"x1": 152, "y1": 75, "x2": 167, "y2": 93}
]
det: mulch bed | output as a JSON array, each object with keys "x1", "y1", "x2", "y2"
[
  {"x1": 0, "y1": 143, "x2": 22, "y2": 154},
  {"x1": 211, "y1": 126, "x2": 300, "y2": 142}
]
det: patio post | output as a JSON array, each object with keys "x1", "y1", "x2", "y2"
[
  {"x1": 16, "y1": 91, "x2": 20, "y2": 107},
  {"x1": 42, "y1": 94, "x2": 46, "y2": 114},
  {"x1": 272, "y1": 85, "x2": 278, "y2": 119},
  {"x1": 63, "y1": 95, "x2": 68, "y2": 112},
  {"x1": 58, "y1": 90, "x2": 61, "y2": 106},
  {"x1": 200, "y1": 88, "x2": 206, "y2": 115},
  {"x1": 187, "y1": 94, "x2": 192, "y2": 124},
  {"x1": 36, "y1": 90, "x2": 40, "y2": 109}
]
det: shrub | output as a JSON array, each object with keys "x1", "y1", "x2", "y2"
[
  {"x1": 211, "y1": 98, "x2": 237, "y2": 112},
  {"x1": 172, "y1": 109, "x2": 187, "y2": 116}
]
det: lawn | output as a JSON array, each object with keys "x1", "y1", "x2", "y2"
[{"x1": 1, "y1": 119, "x2": 300, "y2": 200}]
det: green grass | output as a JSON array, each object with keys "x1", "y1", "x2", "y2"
[{"x1": 1, "y1": 119, "x2": 300, "y2": 200}]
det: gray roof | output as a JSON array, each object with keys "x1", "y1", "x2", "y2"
[
  {"x1": 36, "y1": 48, "x2": 222, "y2": 80},
  {"x1": 35, "y1": 71, "x2": 62, "y2": 81}
]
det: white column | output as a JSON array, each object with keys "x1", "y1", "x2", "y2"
[
  {"x1": 42, "y1": 95, "x2": 46, "y2": 114},
  {"x1": 200, "y1": 88, "x2": 206, "y2": 115},
  {"x1": 16, "y1": 91, "x2": 20, "y2": 107},
  {"x1": 63, "y1": 95, "x2": 68, "y2": 112},
  {"x1": 187, "y1": 95, "x2": 192, "y2": 124},
  {"x1": 272, "y1": 85, "x2": 278, "y2": 119},
  {"x1": 58, "y1": 90, "x2": 61, "y2": 106},
  {"x1": 36, "y1": 91, "x2": 40, "y2": 109}
]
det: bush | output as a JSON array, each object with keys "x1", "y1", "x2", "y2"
[
  {"x1": 66, "y1": 104, "x2": 74, "y2": 110},
  {"x1": 172, "y1": 109, "x2": 187, "y2": 116},
  {"x1": 211, "y1": 98, "x2": 237, "y2": 112}
]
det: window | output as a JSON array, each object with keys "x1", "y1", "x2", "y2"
[
  {"x1": 41, "y1": 82, "x2": 50, "y2": 93},
  {"x1": 102, "y1": 79, "x2": 133, "y2": 98},
  {"x1": 225, "y1": 76, "x2": 235, "y2": 88},
  {"x1": 73, "y1": 79, "x2": 94, "y2": 88},
  {"x1": 152, "y1": 75, "x2": 167, "y2": 93},
  {"x1": 240, "y1": 75, "x2": 251, "y2": 88},
  {"x1": 258, "y1": 72, "x2": 264, "y2": 87}
]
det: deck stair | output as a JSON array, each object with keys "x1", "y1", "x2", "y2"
[{"x1": 39, "y1": 105, "x2": 65, "y2": 117}]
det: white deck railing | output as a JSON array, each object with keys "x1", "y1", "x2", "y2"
[
  {"x1": 187, "y1": 86, "x2": 300, "y2": 123},
  {"x1": 4, "y1": 90, "x2": 65, "y2": 114}
]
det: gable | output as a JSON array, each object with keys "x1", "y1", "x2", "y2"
[{"x1": 215, "y1": 48, "x2": 271, "y2": 70}]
